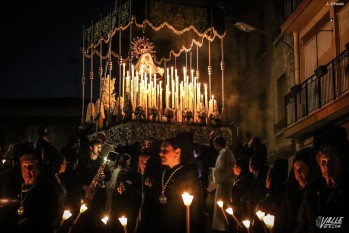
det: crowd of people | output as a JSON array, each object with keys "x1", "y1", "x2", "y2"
[{"x1": 0, "y1": 124, "x2": 348, "y2": 233}]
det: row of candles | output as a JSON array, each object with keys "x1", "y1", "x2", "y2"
[
  {"x1": 217, "y1": 200, "x2": 275, "y2": 233},
  {"x1": 61, "y1": 193, "x2": 274, "y2": 233},
  {"x1": 60, "y1": 193, "x2": 193, "y2": 233},
  {"x1": 116, "y1": 64, "x2": 219, "y2": 122},
  {"x1": 60, "y1": 203, "x2": 128, "y2": 233}
]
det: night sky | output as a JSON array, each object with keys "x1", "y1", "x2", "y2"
[{"x1": 1, "y1": 0, "x2": 115, "y2": 99}]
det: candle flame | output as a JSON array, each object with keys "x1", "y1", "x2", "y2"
[
  {"x1": 119, "y1": 216, "x2": 128, "y2": 226},
  {"x1": 101, "y1": 216, "x2": 109, "y2": 225},
  {"x1": 242, "y1": 220, "x2": 251, "y2": 228},
  {"x1": 225, "y1": 207, "x2": 233, "y2": 215},
  {"x1": 181, "y1": 192, "x2": 194, "y2": 206}
]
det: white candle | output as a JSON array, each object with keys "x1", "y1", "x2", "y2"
[
  {"x1": 165, "y1": 83, "x2": 170, "y2": 108},
  {"x1": 196, "y1": 82, "x2": 200, "y2": 111},
  {"x1": 166, "y1": 68, "x2": 169, "y2": 83},
  {"x1": 171, "y1": 67, "x2": 174, "y2": 81},
  {"x1": 175, "y1": 74, "x2": 179, "y2": 109},
  {"x1": 204, "y1": 84, "x2": 208, "y2": 112},
  {"x1": 191, "y1": 69, "x2": 194, "y2": 83},
  {"x1": 131, "y1": 64, "x2": 134, "y2": 79},
  {"x1": 172, "y1": 79, "x2": 175, "y2": 108},
  {"x1": 122, "y1": 62, "x2": 126, "y2": 79},
  {"x1": 159, "y1": 81, "x2": 163, "y2": 111},
  {"x1": 149, "y1": 65, "x2": 152, "y2": 81}
]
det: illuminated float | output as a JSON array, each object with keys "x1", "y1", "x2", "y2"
[{"x1": 81, "y1": 0, "x2": 232, "y2": 145}]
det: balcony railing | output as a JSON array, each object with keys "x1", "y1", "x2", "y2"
[
  {"x1": 282, "y1": 0, "x2": 304, "y2": 21},
  {"x1": 285, "y1": 49, "x2": 349, "y2": 126}
]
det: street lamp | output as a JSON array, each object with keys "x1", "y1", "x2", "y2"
[
  {"x1": 182, "y1": 192, "x2": 194, "y2": 233},
  {"x1": 233, "y1": 21, "x2": 294, "y2": 50}
]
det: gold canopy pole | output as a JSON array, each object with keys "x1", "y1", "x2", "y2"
[
  {"x1": 107, "y1": 10, "x2": 113, "y2": 127},
  {"x1": 99, "y1": 15, "x2": 104, "y2": 127},
  {"x1": 118, "y1": 3, "x2": 122, "y2": 120},
  {"x1": 220, "y1": 38, "x2": 225, "y2": 114},
  {"x1": 208, "y1": 39, "x2": 212, "y2": 98},
  {"x1": 196, "y1": 44, "x2": 199, "y2": 79},
  {"x1": 81, "y1": 26, "x2": 86, "y2": 125},
  {"x1": 90, "y1": 21, "x2": 94, "y2": 121},
  {"x1": 128, "y1": 1, "x2": 133, "y2": 118}
]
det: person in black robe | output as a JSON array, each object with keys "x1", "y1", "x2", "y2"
[{"x1": 136, "y1": 136, "x2": 202, "y2": 233}]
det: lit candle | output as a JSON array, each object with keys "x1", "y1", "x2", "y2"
[
  {"x1": 159, "y1": 81, "x2": 163, "y2": 111},
  {"x1": 172, "y1": 79, "x2": 175, "y2": 108},
  {"x1": 126, "y1": 75, "x2": 130, "y2": 94},
  {"x1": 256, "y1": 210, "x2": 265, "y2": 221},
  {"x1": 216, "y1": 200, "x2": 229, "y2": 226},
  {"x1": 149, "y1": 66, "x2": 152, "y2": 80},
  {"x1": 191, "y1": 69, "x2": 194, "y2": 83},
  {"x1": 242, "y1": 220, "x2": 250, "y2": 228},
  {"x1": 141, "y1": 64, "x2": 144, "y2": 80},
  {"x1": 119, "y1": 216, "x2": 128, "y2": 233},
  {"x1": 123, "y1": 62, "x2": 126, "y2": 80},
  {"x1": 217, "y1": 200, "x2": 223, "y2": 208},
  {"x1": 101, "y1": 215, "x2": 109, "y2": 225},
  {"x1": 242, "y1": 219, "x2": 251, "y2": 233},
  {"x1": 154, "y1": 74, "x2": 157, "y2": 107},
  {"x1": 204, "y1": 84, "x2": 208, "y2": 112},
  {"x1": 167, "y1": 67, "x2": 170, "y2": 84},
  {"x1": 225, "y1": 207, "x2": 243, "y2": 228},
  {"x1": 263, "y1": 214, "x2": 275, "y2": 230},
  {"x1": 180, "y1": 81, "x2": 184, "y2": 117},
  {"x1": 130, "y1": 73, "x2": 133, "y2": 102},
  {"x1": 196, "y1": 82, "x2": 200, "y2": 110},
  {"x1": 175, "y1": 74, "x2": 179, "y2": 109},
  {"x1": 182, "y1": 192, "x2": 194, "y2": 233},
  {"x1": 61, "y1": 210, "x2": 72, "y2": 225},
  {"x1": 131, "y1": 64, "x2": 134, "y2": 78}
]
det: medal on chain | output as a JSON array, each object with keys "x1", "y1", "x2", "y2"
[
  {"x1": 17, "y1": 184, "x2": 35, "y2": 216},
  {"x1": 159, "y1": 165, "x2": 183, "y2": 204}
]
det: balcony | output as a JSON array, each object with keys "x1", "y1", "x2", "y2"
[
  {"x1": 282, "y1": 0, "x2": 304, "y2": 22},
  {"x1": 284, "y1": 48, "x2": 349, "y2": 139}
]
